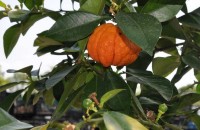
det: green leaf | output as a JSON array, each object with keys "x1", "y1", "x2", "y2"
[
  {"x1": 23, "y1": 0, "x2": 44, "y2": 10},
  {"x1": 24, "y1": 84, "x2": 34, "y2": 104},
  {"x1": 3, "y1": 24, "x2": 21, "y2": 58},
  {"x1": 0, "y1": 11, "x2": 6, "y2": 20},
  {"x1": 43, "y1": 88, "x2": 55, "y2": 106},
  {"x1": 102, "y1": 71, "x2": 132, "y2": 112},
  {"x1": 156, "y1": 38, "x2": 179, "y2": 56},
  {"x1": 116, "y1": 12, "x2": 162, "y2": 55},
  {"x1": 182, "y1": 51, "x2": 200, "y2": 70},
  {"x1": 124, "y1": 2, "x2": 137, "y2": 12},
  {"x1": 33, "y1": 91, "x2": 43, "y2": 105},
  {"x1": 7, "y1": 65, "x2": 33, "y2": 78},
  {"x1": 35, "y1": 45, "x2": 63, "y2": 56},
  {"x1": 0, "y1": 81, "x2": 27, "y2": 93},
  {"x1": 141, "y1": 0, "x2": 186, "y2": 22},
  {"x1": 79, "y1": 0, "x2": 105, "y2": 15},
  {"x1": 192, "y1": 31, "x2": 200, "y2": 47},
  {"x1": 179, "y1": 7, "x2": 200, "y2": 29},
  {"x1": 0, "y1": 108, "x2": 33, "y2": 130},
  {"x1": 127, "y1": 69, "x2": 173, "y2": 101},
  {"x1": 34, "y1": 36, "x2": 63, "y2": 48},
  {"x1": 190, "y1": 114, "x2": 200, "y2": 129},
  {"x1": 52, "y1": 68, "x2": 89, "y2": 120},
  {"x1": 45, "y1": 65, "x2": 77, "y2": 89},
  {"x1": 0, "y1": 0, "x2": 6, "y2": 8},
  {"x1": 77, "y1": 37, "x2": 88, "y2": 53},
  {"x1": 64, "y1": 43, "x2": 80, "y2": 53},
  {"x1": 83, "y1": 70, "x2": 132, "y2": 113},
  {"x1": 196, "y1": 85, "x2": 200, "y2": 94},
  {"x1": 43, "y1": 11, "x2": 108, "y2": 42},
  {"x1": 8, "y1": 10, "x2": 30, "y2": 22},
  {"x1": 21, "y1": 14, "x2": 47, "y2": 35},
  {"x1": 0, "y1": 89, "x2": 24, "y2": 111},
  {"x1": 174, "y1": 93, "x2": 200, "y2": 110},
  {"x1": 103, "y1": 111, "x2": 148, "y2": 130},
  {"x1": 52, "y1": 86, "x2": 84, "y2": 120},
  {"x1": 139, "y1": 97, "x2": 160, "y2": 105},
  {"x1": 152, "y1": 56, "x2": 180, "y2": 77},
  {"x1": 21, "y1": 11, "x2": 62, "y2": 35},
  {"x1": 181, "y1": 3, "x2": 188, "y2": 14},
  {"x1": 162, "y1": 18, "x2": 185, "y2": 39},
  {"x1": 194, "y1": 70, "x2": 200, "y2": 81},
  {"x1": 100, "y1": 89, "x2": 125, "y2": 108},
  {"x1": 30, "y1": 124, "x2": 49, "y2": 130}
]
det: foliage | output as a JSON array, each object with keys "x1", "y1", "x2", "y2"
[{"x1": 0, "y1": 0, "x2": 200, "y2": 130}]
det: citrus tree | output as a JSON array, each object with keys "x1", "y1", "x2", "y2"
[{"x1": 1, "y1": 0, "x2": 200, "y2": 130}]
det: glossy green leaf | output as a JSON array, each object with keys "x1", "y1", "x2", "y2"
[
  {"x1": 3, "y1": 24, "x2": 21, "y2": 58},
  {"x1": 192, "y1": 31, "x2": 200, "y2": 47},
  {"x1": 8, "y1": 65, "x2": 33, "y2": 73},
  {"x1": 175, "y1": 93, "x2": 200, "y2": 110},
  {"x1": 128, "y1": 51, "x2": 152, "y2": 71},
  {"x1": 100, "y1": 89, "x2": 125, "y2": 108},
  {"x1": 21, "y1": 14, "x2": 47, "y2": 35},
  {"x1": 0, "y1": 11, "x2": 6, "y2": 20},
  {"x1": 179, "y1": 7, "x2": 200, "y2": 29},
  {"x1": 83, "y1": 70, "x2": 131, "y2": 113},
  {"x1": 45, "y1": 65, "x2": 77, "y2": 89},
  {"x1": 139, "y1": 97, "x2": 160, "y2": 105},
  {"x1": 52, "y1": 86, "x2": 84, "y2": 120},
  {"x1": 116, "y1": 12, "x2": 162, "y2": 55},
  {"x1": 34, "y1": 36, "x2": 63, "y2": 48},
  {"x1": 102, "y1": 71, "x2": 131, "y2": 113},
  {"x1": 0, "y1": 89, "x2": 24, "y2": 111},
  {"x1": 24, "y1": 84, "x2": 34, "y2": 103},
  {"x1": 103, "y1": 111, "x2": 148, "y2": 130},
  {"x1": 141, "y1": 0, "x2": 186, "y2": 22},
  {"x1": 43, "y1": 88, "x2": 55, "y2": 106},
  {"x1": 7, "y1": 65, "x2": 33, "y2": 78},
  {"x1": 64, "y1": 44, "x2": 80, "y2": 53},
  {"x1": 196, "y1": 84, "x2": 200, "y2": 94},
  {"x1": 77, "y1": 37, "x2": 88, "y2": 53},
  {"x1": 52, "y1": 68, "x2": 89, "y2": 120},
  {"x1": 79, "y1": 0, "x2": 105, "y2": 15},
  {"x1": 21, "y1": 11, "x2": 62, "y2": 35},
  {"x1": 79, "y1": 0, "x2": 87, "y2": 6},
  {"x1": 8, "y1": 10, "x2": 30, "y2": 22},
  {"x1": 0, "y1": 0, "x2": 6, "y2": 8},
  {"x1": 152, "y1": 56, "x2": 180, "y2": 77},
  {"x1": 124, "y1": 2, "x2": 137, "y2": 12},
  {"x1": 190, "y1": 114, "x2": 200, "y2": 129},
  {"x1": 22, "y1": 0, "x2": 44, "y2": 10},
  {"x1": 0, "y1": 81, "x2": 27, "y2": 93},
  {"x1": 43, "y1": 11, "x2": 108, "y2": 42},
  {"x1": 162, "y1": 18, "x2": 185, "y2": 39},
  {"x1": 182, "y1": 51, "x2": 200, "y2": 70},
  {"x1": 194, "y1": 70, "x2": 200, "y2": 81},
  {"x1": 30, "y1": 124, "x2": 49, "y2": 130},
  {"x1": 32, "y1": 92, "x2": 42, "y2": 105},
  {"x1": 156, "y1": 38, "x2": 179, "y2": 56},
  {"x1": 0, "y1": 108, "x2": 33, "y2": 130},
  {"x1": 181, "y1": 3, "x2": 188, "y2": 14},
  {"x1": 127, "y1": 69, "x2": 173, "y2": 101},
  {"x1": 35, "y1": 45, "x2": 63, "y2": 56}
]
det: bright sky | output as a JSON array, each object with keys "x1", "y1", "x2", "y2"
[{"x1": 0, "y1": 0, "x2": 200, "y2": 88}]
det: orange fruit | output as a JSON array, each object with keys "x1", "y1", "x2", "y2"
[{"x1": 87, "y1": 23, "x2": 142, "y2": 67}]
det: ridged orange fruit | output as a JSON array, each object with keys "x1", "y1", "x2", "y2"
[{"x1": 87, "y1": 23, "x2": 141, "y2": 67}]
